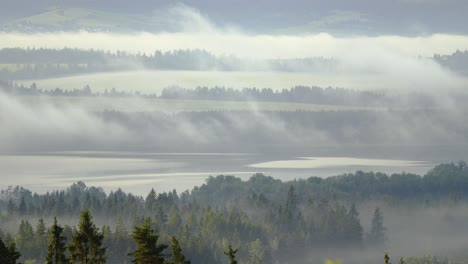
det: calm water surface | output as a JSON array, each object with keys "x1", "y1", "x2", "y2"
[{"x1": 0, "y1": 150, "x2": 442, "y2": 195}]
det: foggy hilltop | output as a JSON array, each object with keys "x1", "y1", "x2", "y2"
[
  {"x1": 1, "y1": 0, "x2": 468, "y2": 264},
  {"x1": 1, "y1": 0, "x2": 468, "y2": 35}
]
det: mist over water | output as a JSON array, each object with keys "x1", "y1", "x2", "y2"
[
  {"x1": 2, "y1": 3, "x2": 468, "y2": 264},
  {"x1": 0, "y1": 152, "x2": 439, "y2": 195}
]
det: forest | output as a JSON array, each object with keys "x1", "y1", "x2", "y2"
[
  {"x1": 0, "y1": 48, "x2": 336, "y2": 79},
  {"x1": 1, "y1": 47, "x2": 466, "y2": 80},
  {"x1": 0, "y1": 79, "x2": 447, "y2": 108},
  {"x1": 2, "y1": 162, "x2": 468, "y2": 263}
]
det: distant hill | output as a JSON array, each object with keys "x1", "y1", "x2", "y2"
[
  {"x1": 434, "y1": 50, "x2": 468, "y2": 76},
  {"x1": 1, "y1": 1, "x2": 467, "y2": 35},
  {"x1": 1, "y1": 8, "x2": 165, "y2": 32}
]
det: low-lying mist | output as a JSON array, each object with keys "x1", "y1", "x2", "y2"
[
  {"x1": 1, "y1": 91, "x2": 468, "y2": 156},
  {"x1": 1, "y1": 4, "x2": 468, "y2": 91}
]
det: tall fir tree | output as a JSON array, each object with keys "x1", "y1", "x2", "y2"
[
  {"x1": 224, "y1": 244, "x2": 238, "y2": 264},
  {"x1": 384, "y1": 252, "x2": 391, "y2": 264},
  {"x1": 248, "y1": 239, "x2": 264, "y2": 264},
  {"x1": 169, "y1": 237, "x2": 190, "y2": 264},
  {"x1": 69, "y1": 209, "x2": 106, "y2": 264},
  {"x1": 368, "y1": 207, "x2": 387, "y2": 246},
  {"x1": 129, "y1": 217, "x2": 167, "y2": 264},
  {"x1": 46, "y1": 217, "x2": 69, "y2": 264},
  {"x1": 0, "y1": 237, "x2": 21, "y2": 264},
  {"x1": 16, "y1": 219, "x2": 34, "y2": 260},
  {"x1": 345, "y1": 204, "x2": 363, "y2": 244},
  {"x1": 35, "y1": 218, "x2": 48, "y2": 262}
]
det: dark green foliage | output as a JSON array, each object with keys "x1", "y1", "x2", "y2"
[
  {"x1": 169, "y1": 237, "x2": 190, "y2": 264},
  {"x1": 104, "y1": 217, "x2": 133, "y2": 264},
  {"x1": 129, "y1": 217, "x2": 167, "y2": 264},
  {"x1": 69, "y1": 209, "x2": 106, "y2": 264},
  {"x1": 145, "y1": 189, "x2": 156, "y2": 211},
  {"x1": 15, "y1": 219, "x2": 34, "y2": 260},
  {"x1": 0, "y1": 237, "x2": 21, "y2": 264},
  {"x1": 368, "y1": 208, "x2": 387, "y2": 246},
  {"x1": 35, "y1": 218, "x2": 48, "y2": 262},
  {"x1": 224, "y1": 244, "x2": 238, "y2": 264},
  {"x1": 2, "y1": 162, "x2": 468, "y2": 263},
  {"x1": 385, "y1": 253, "x2": 391, "y2": 264},
  {"x1": 46, "y1": 217, "x2": 69, "y2": 264},
  {"x1": 248, "y1": 239, "x2": 264, "y2": 264}
]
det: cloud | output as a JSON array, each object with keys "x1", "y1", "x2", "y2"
[
  {"x1": 0, "y1": 92, "x2": 129, "y2": 152},
  {"x1": 1, "y1": 4, "x2": 468, "y2": 59},
  {"x1": 154, "y1": 3, "x2": 221, "y2": 33}
]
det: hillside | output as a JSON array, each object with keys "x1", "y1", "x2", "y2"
[{"x1": 1, "y1": 8, "x2": 163, "y2": 32}]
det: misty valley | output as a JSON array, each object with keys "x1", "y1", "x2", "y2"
[{"x1": 2, "y1": 2, "x2": 468, "y2": 264}]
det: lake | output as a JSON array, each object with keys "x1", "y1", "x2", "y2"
[{"x1": 0, "y1": 151, "x2": 438, "y2": 195}]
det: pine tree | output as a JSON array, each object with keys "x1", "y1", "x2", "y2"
[
  {"x1": 248, "y1": 239, "x2": 264, "y2": 264},
  {"x1": 169, "y1": 237, "x2": 190, "y2": 264},
  {"x1": 145, "y1": 189, "x2": 156, "y2": 210},
  {"x1": 35, "y1": 218, "x2": 48, "y2": 261},
  {"x1": 282, "y1": 185, "x2": 298, "y2": 231},
  {"x1": 46, "y1": 217, "x2": 69, "y2": 264},
  {"x1": 69, "y1": 209, "x2": 106, "y2": 264},
  {"x1": 368, "y1": 207, "x2": 387, "y2": 246},
  {"x1": 224, "y1": 244, "x2": 238, "y2": 264},
  {"x1": 129, "y1": 217, "x2": 167, "y2": 264},
  {"x1": 346, "y1": 203, "x2": 363, "y2": 244},
  {"x1": 384, "y1": 252, "x2": 391, "y2": 264},
  {"x1": 16, "y1": 219, "x2": 34, "y2": 259},
  {"x1": 18, "y1": 197, "x2": 27, "y2": 215},
  {"x1": 0, "y1": 237, "x2": 21, "y2": 264}
]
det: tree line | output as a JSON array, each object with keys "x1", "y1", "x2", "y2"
[
  {"x1": 433, "y1": 50, "x2": 468, "y2": 75},
  {"x1": 0, "y1": 209, "x2": 194, "y2": 264},
  {"x1": 1, "y1": 79, "x2": 441, "y2": 108},
  {"x1": 0, "y1": 47, "x2": 336, "y2": 79},
  {"x1": 0, "y1": 47, "x2": 463, "y2": 80},
  {"x1": 2, "y1": 162, "x2": 468, "y2": 263}
]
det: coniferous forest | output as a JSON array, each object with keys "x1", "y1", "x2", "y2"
[
  {"x1": 2, "y1": 162, "x2": 468, "y2": 264},
  {"x1": 2, "y1": 1, "x2": 468, "y2": 263}
]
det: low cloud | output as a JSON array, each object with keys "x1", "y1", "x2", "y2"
[{"x1": 1, "y1": 5, "x2": 467, "y2": 92}]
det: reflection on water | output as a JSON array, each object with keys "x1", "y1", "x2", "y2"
[
  {"x1": 0, "y1": 152, "x2": 438, "y2": 195},
  {"x1": 249, "y1": 157, "x2": 430, "y2": 169}
]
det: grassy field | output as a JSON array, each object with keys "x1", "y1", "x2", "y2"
[
  {"x1": 10, "y1": 8, "x2": 162, "y2": 31},
  {"x1": 0, "y1": 63, "x2": 88, "y2": 71},
  {"x1": 18, "y1": 70, "x2": 395, "y2": 93},
  {"x1": 16, "y1": 95, "x2": 378, "y2": 113}
]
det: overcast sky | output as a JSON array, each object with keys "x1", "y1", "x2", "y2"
[{"x1": 1, "y1": 0, "x2": 468, "y2": 36}]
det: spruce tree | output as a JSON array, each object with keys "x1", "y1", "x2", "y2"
[
  {"x1": 46, "y1": 217, "x2": 69, "y2": 264},
  {"x1": 169, "y1": 237, "x2": 190, "y2": 264},
  {"x1": 368, "y1": 207, "x2": 387, "y2": 246},
  {"x1": 224, "y1": 244, "x2": 238, "y2": 264},
  {"x1": 384, "y1": 252, "x2": 391, "y2": 264},
  {"x1": 35, "y1": 218, "x2": 48, "y2": 261},
  {"x1": 0, "y1": 238, "x2": 21, "y2": 264},
  {"x1": 248, "y1": 239, "x2": 264, "y2": 264},
  {"x1": 69, "y1": 209, "x2": 106, "y2": 264},
  {"x1": 346, "y1": 203, "x2": 363, "y2": 244},
  {"x1": 129, "y1": 217, "x2": 167, "y2": 264}
]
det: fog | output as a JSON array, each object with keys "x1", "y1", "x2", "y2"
[
  {"x1": 2, "y1": 5, "x2": 467, "y2": 93},
  {"x1": 300, "y1": 203, "x2": 468, "y2": 264},
  {"x1": 2, "y1": 91, "x2": 468, "y2": 154},
  {"x1": 2, "y1": 3, "x2": 468, "y2": 263},
  {"x1": 1, "y1": 89, "x2": 468, "y2": 195}
]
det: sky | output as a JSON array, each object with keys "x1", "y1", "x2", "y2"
[
  {"x1": 1, "y1": 0, "x2": 468, "y2": 36},
  {"x1": 1, "y1": 3, "x2": 467, "y2": 92}
]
